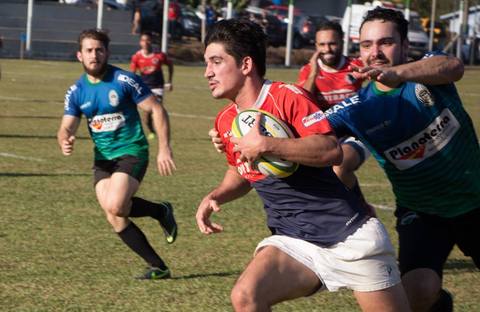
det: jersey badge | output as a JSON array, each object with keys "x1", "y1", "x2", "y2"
[
  {"x1": 302, "y1": 111, "x2": 326, "y2": 127},
  {"x1": 415, "y1": 84, "x2": 435, "y2": 107},
  {"x1": 108, "y1": 90, "x2": 119, "y2": 107}
]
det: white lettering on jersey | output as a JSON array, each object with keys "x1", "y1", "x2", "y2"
[
  {"x1": 384, "y1": 108, "x2": 460, "y2": 170},
  {"x1": 302, "y1": 111, "x2": 326, "y2": 127},
  {"x1": 324, "y1": 95, "x2": 360, "y2": 117},
  {"x1": 88, "y1": 112, "x2": 126, "y2": 133},
  {"x1": 64, "y1": 84, "x2": 77, "y2": 111},
  {"x1": 236, "y1": 158, "x2": 254, "y2": 176},
  {"x1": 117, "y1": 74, "x2": 143, "y2": 95}
]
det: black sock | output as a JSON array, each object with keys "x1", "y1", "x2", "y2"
[
  {"x1": 429, "y1": 289, "x2": 453, "y2": 312},
  {"x1": 129, "y1": 197, "x2": 166, "y2": 220},
  {"x1": 117, "y1": 222, "x2": 167, "y2": 270}
]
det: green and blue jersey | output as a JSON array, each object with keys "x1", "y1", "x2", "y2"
[
  {"x1": 64, "y1": 65, "x2": 151, "y2": 160},
  {"x1": 326, "y1": 53, "x2": 480, "y2": 217}
]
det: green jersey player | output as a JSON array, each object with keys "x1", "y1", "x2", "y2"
[{"x1": 57, "y1": 29, "x2": 177, "y2": 279}]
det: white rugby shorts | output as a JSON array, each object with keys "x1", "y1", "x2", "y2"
[{"x1": 255, "y1": 218, "x2": 401, "y2": 292}]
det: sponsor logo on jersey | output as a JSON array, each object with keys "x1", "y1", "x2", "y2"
[
  {"x1": 278, "y1": 84, "x2": 303, "y2": 94},
  {"x1": 302, "y1": 111, "x2": 326, "y2": 127},
  {"x1": 80, "y1": 101, "x2": 91, "y2": 110},
  {"x1": 118, "y1": 74, "x2": 143, "y2": 95},
  {"x1": 321, "y1": 89, "x2": 357, "y2": 104},
  {"x1": 384, "y1": 108, "x2": 460, "y2": 170},
  {"x1": 108, "y1": 90, "x2": 119, "y2": 107},
  {"x1": 88, "y1": 112, "x2": 125, "y2": 133},
  {"x1": 324, "y1": 95, "x2": 361, "y2": 116},
  {"x1": 415, "y1": 84, "x2": 435, "y2": 107}
]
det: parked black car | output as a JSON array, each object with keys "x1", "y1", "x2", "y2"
[
  {"x1": 292, "y1": 15, "x2": 328, "y2": 49},
  {"x1": 178, "y1": 5, "x2": 201, "y2": 41}
]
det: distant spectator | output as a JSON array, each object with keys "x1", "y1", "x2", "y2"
[
  {"x1": 168, "y1": 0, "x2": 181, "y2": 40},
  {"x1": 131, "y1": 0, "x2": 163, "y2": 35}
]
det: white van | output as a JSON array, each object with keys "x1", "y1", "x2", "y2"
[{"x1": 342, "y1": 1, "x2": 429, "y2": 59}]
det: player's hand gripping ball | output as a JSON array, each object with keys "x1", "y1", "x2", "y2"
[{"x1": 232, "y1": 109, "x2": 299, "y2": 178}]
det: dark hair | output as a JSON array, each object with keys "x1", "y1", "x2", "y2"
[
  {"x1": 205, "y1": 19, "x2": 267, "y2": 78},
  {"x1": 360, "y1": 7, "x2": 409, "y2": 42},
  {"x1": 78, "y1": 29, "x2": 110, "y2": 51},
  {"x1": 140, "y1": 31, "x2": 153, "y2": 38},
  {"x1": 317, "y1": 20, "x2": 344, "y2": 39}
]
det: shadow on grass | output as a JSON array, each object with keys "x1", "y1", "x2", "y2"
[
  {"x1": 171, "y1": 270, "x2": 242, "y2": 280},
  {"x1": 0, "y1": 134, "x2": 89, "y2": 140},
  {"x1": 444, "y1": 259, "x2": 478, "y2": 272},
  {"x1": 0, "y1": 172, "x2": 90, "y2": 177}
]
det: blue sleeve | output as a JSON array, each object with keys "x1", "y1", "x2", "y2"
[
  {"x1": 117, "y1": 71, "x2": 152, "y2": 105},
  {"x1": 63, "y1": 84, "x2": 81, "y2": 117},
  {"x1": 324, "y1": 96, "x2": 360, "y2": 138}
]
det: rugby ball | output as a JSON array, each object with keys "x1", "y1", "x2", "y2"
[{"x1": 231, "y1": 109, "x2": 299, "y2": 178}]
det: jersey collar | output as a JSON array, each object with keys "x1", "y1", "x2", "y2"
[{"x1": 235, "y1": 80, "x2": 272, "y2": 112}]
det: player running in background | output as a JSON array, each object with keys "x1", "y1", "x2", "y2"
[
  {"x1": 197, "y1": 19, "x2": 410, "y2": 312},
  {"x1": 57, "y1": 29, "x2": 177, "y2": 280},
  {"x1": 130, "y1": 31, "x2": 174, "y2": 140},
  {"x1": 325, "y1": 7, "x2": 480, "y2": 311},
  {"x1": 297, "y1": 20, "x2": 372, "y2": 214}
]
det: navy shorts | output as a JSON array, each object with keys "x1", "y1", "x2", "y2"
[
  {"x1": 93, "y1": 155, "x2": 148, "y2": 185},
  {"x1": 395, "y1": 206, "x2": 480, "y2": 278}
]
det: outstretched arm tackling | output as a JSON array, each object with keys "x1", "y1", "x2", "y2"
[{"x1": 352, "y1": 54, "x2": 464, "y2": 88}]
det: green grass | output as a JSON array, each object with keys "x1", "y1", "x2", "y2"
[{"x1": 0, "y1": 59, "x2": 479, "y2": 311}]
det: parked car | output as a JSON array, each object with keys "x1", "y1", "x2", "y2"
[
  {"x1": 292, "y1": 15, "x2": 329, "y2": 49},
  {"x1": 178, "y1": 4, "x2": 201, "y2": 41},
  {"x1": 241, "y1": 7, "x2": 286, "y2": 47}
]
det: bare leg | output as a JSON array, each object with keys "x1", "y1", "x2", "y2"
[
  {"x1": 230, "y1": 246, "x2": 321, "y2": 312},
  {"x1": 354, "y1": 283, "x2": 411, "y2": 312}
]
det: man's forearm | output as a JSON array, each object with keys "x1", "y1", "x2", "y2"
[
  {"x1": 395, "y1": 55, "x2": 464, "y2": 85},
  {"x1": 208, "y1": 168, "x2": 252, "y2": 205},
  {"x1": 264, "y1": 134, "x2": 342, "y2": 167},
  {"x1": 151, "y1": 104, "x2": 171, "y2": 151}
]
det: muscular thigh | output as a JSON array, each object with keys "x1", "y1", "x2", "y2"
[
  {"x1": 452, "y1": 207, "x2": 480, "y2": 268},
  {"x1": 95, "y1": 172, "x2": 140, "y2": 213},
  {"x1": 236, "y1": 246, "x2": 320, "y2": 305}
]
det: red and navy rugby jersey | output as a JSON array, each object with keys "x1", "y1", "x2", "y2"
[
  {"x1": 215, "y1": 80, "x2": 368, "y2": 247},
  {"x1": 297, "y1": 56, "x2": 364, "y2": 108}
]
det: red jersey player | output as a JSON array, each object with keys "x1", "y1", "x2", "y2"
[
  {"x1": 131, "y1": 32, "x2": 174, "y2": 139},
  {"x1": 296, "y1": 21, "x2": 373, "y2": 214}
]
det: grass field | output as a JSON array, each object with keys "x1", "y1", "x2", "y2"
[{"x1": 0, "y1": 59, "x2": 479, "y2": 311}]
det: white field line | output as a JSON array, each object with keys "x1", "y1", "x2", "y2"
[
  {"x1": 0, "y1": 152, "x2": 45, "y2": 162},
  {"x1": 373, "y1": 204, "x2": 394, "y2": 211},
  {"x1": 169, "y1": 112, "x2": 215, "y2": 120}
]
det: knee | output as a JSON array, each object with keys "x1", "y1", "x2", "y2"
[
  {"x1": 103, "y1": 200, "x2": 130, "y2": 218},
  {"x1": 230, "y1": 282, "x2": 262, "y2": 312},
  {"x1": 402, "y1": 269, "x2": 442, "y2": 310}
]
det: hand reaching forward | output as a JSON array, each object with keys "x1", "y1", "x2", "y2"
[{"x1": 196, "y1": 196, "x2": 224, "y2": 234}]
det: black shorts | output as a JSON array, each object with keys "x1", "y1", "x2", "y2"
[
  {"x1": 93, "y1": 155, "x2": 148, "y2": 185},
  {"x1": 395, "y1": 206, "x2": 480, "y2": 278}
]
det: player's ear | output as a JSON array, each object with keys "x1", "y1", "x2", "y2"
[
  {"x1": 241, "y1": 56, "x2": 253, "y2": 75},
  {"x1": 76, "y1": 51, "x2": 83, "y2": 63}
]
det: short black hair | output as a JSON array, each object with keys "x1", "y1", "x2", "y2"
[
  {"x1": 78, "y1": 29, "x2": 110, "y2": 51},
  {"x1": 317, "y1": 20, "x2": 344, "y2": 39},
  {"x1": 360, "y1": 7, "x2": 409, "y2": 42},
  {"x1": 140, "y1": 31, "x2": 153, "y2": 38},
  {"x1": 205, "y1": 19, "x2": 267, "y2": 78}
]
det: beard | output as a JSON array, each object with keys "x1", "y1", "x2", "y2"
[
  {"x1": 319, "y1": 52, "x2": 342, "y2": 67},
  {"x1": 82, "y1": 60, "x2": 108, "y2": 78}
]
